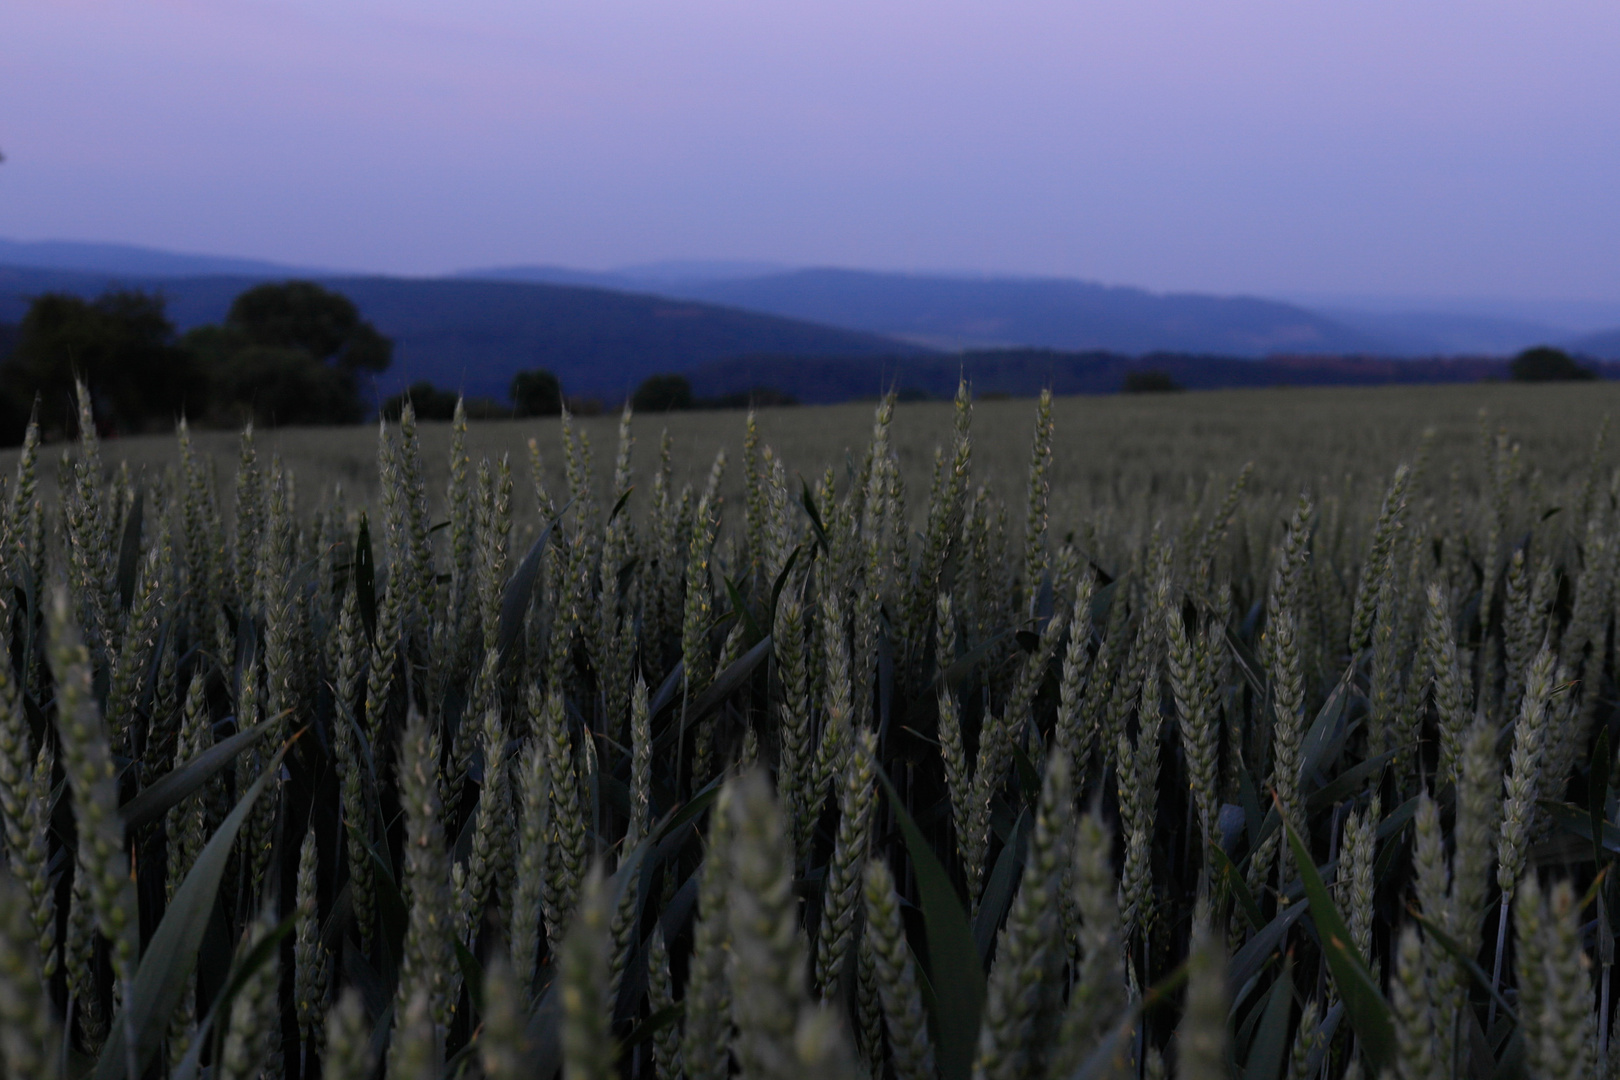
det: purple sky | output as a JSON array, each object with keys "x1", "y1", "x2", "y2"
[{"x1": 5, "y1": 1, "x2": 1619, "y2": 300}]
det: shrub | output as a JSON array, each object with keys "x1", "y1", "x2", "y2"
[
  {"x1": 382, "y1": 381, "x2": 461, "y2": 422},
  {"x1": 462, "y1": 396, "x2": 515, "y2": 420},
  {"x1": 511, "y1": 368, "x2": 563, "y2": 417},
  {"x1": 1510, "y1": 345, "x2": 1595, "y2": 382},
  {"x1": 697, "y1": 386, "x2": 799, "y2": 410},
  {"x1": 565, "y1": 395, "x2": 604, "y2": 416},
  {"x1": 225, "y1": 279, "x2": 392, "y2": 374},
  {"x1": 632, "y1": 372, "x2": 694, "y2": 412},
  {"x1": 1122, "y1": 369, "x2": 1183, "y2": 393},
  {"x1": 1, "y1": 289, "x2": 204, "y2": 435},
  {"x1": 180, "y1": 280, "x2": 393, "y2": 426},
  {"x1": 204, "y1": 344, "x2": 366, "y2": 426}
]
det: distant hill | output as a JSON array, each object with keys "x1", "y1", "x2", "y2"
[
  {"x1": 0, "y1": 239, "x2": 321, "y2": 279},
  {"x1": 645, "y1": 269, "x2": 1389, "y2": 357},
  {"x1": 10, "y1": 240, "x2": 1620, "y2": 407},
  {"x1": 0, "y1": 265, "x2": 258, "y2": 327},
  {"x1": 452, "y1": 265, "x2": 652, "y2": 292},
  {"x1": 456, "y1": 260, "x2": 786, "y2": 292},
  {"x1": 1315, "y1": 309, "x2": 1569, "y2": 356},
  {"x1": 685, "y1": 349, "x2": 1618, "y2": 405},
  {"x1": 1287, "y1": 293, "x2": 1620, "y2": 339},
  {"x1": 1570, "y1": 328, "x2": 1620, "y2": 360},
  {"x1": 0, "y1": 265, "x2": 928, "y2": 402},
  {"x1": 15, "y1": 238, "x2": 1620, "y2": 361}
]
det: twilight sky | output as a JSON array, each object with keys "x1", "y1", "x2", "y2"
[{"x1": 4, "y1": 1, "x2": 1619, "y2": 301}]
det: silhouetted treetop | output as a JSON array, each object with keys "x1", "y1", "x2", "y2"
[
  {"x1": 632, "y1": 373, "x2": 694, "y2": 412},
  {"x1": 511, "y1": 369, "x2": 563, "y2": 417},
  {"x1": 226, "y1": 280, "x2": 392, "y2": 373},
  {"x1": 3, "y1": 289, "x2": 202, "y2": 437},
  {"x1": 1510, "y1": 346, "x2": 1595, "y2": 382}
]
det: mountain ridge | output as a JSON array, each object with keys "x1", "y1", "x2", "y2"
[
  {"x1": 0, "y1": 238, "x2": 326, "y2": 279},
  {"x1": 473, "y1": 265, "x2": 1391, "y2": 357}
]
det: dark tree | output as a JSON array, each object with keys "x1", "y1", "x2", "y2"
[
  {"x1": 1510, "y1": 346, "x2": 1595, "y2": 382},
  {"x1": 383, "y1": 382, "x2": 461, "y2": 422},
  {"x1": 1122, "y1": 370, "x2": 1183, "y2": 393},
  {"x1": 632, "y1": 373, "x2": 695, "y2": 413},
  {"x1": 0, "y1": 322, "x2": 19, "y2": 443},
  {"x1": 206, "y1": 346, "x2": 366, "y2": 426},
  {"x1": 180, "y1": 322, "x2": 253, "y2": 374},
  {"x1": 696, "y1": 386, "x2": 799, "y2": 409},
  {"x1": 566, "y1": 396, "x2": 604, "y2": 416},
  {"x1": 226, "y1": 281, "x2": 392, "y2": 373},
  {"x1": 510, "y1": 369, "x2": 563, "y2": 417},
  {"x1": 186, "y1": 281, "x2": 393, "y2": 426},
  {"x1": 1, "y1": 290, "x2": 203, "y2": 436}
]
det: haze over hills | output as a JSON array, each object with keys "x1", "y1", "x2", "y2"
[
  {"x1": 0, "y1": 238, "x2": 325, "y2": 279},
  {"x1": 1312, "y1": 309, "x2": 1571, "y2": 357},
  {"x1": 467, "y1": 262, "x2": 1614, "y2": 358},
  {"x1": 454, "y1": 260, "x2": 788, "y2": 292},
  {"x1": 1571, "y1": 328, "x2": 1620, "y2": 360},
  {"x1": 468, "y1": 265, "x2": 1391, "y2": 357},
  {"x1": 1280, "y1": 292, "x2": 1620, "y2": 357},
  {"x1": 647, "y1": 268, "x2": 1390, "y2": 356},
  {"x1": 5, "y1": 239, "x2": 1620, "y2": 407}
]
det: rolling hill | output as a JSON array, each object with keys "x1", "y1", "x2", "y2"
[
  {"x1": 453, "y1": 260, "x2": 786, "y2": 292},
  {"x1": 472, "y1": 264, "x2": 1609, "y2": 357},
  {"x1": 7, "y1": 240, "x2": 1619, "y2": 409},
  {"x1": 1570, "y1": 328, "x2": 1620, "y2": 360},
  {"x1": 0, "y1": 238, "x2": 321, "y2": 278},
  {"x1": 624, "y1": 268, "x2": 1389, "y2": 356},
  {"x1": 1313, "y1": 308, "x2": 1570, "y2": 357},
  {"x1": 0, "y1": 265, "x2": 928, "y2": 403}
]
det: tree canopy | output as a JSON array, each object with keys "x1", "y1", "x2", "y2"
[
  {"x1": 1510, "y1": 346, "x2": 1594, "y2": 382},
  {"x1": 226, "y1": 280, "x2": 392, "y2": 373},
  {"x1": 1, "y1": 289, "x2": 202, "y2": 439},
  {"x1": 511, "y1": 369, "x2": 563, "y2": 417},
  {"x1": 1122, "y1": 370, "x2": 1183, "y2": 393},
  {"x1": 186, "y1": 280, "x2": 393, "y2": 425},
  {"x1": 382, "y1": 382, "x2": 462, "y2": 422},
  {"x1": 632, "y1": 373, "x2": 695, "y2": 412},
  {"x1": 0, "y1": 281, "x2": 394, "y2": 440}
]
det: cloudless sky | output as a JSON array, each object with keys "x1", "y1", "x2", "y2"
[{"x1": 4, "y1": 1, "x2": 1619, "y2": 301}]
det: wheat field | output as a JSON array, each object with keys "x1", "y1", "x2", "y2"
[
  {"x1": 14, "y1": 378, "x2": 1617, "y2": 530},
  {"x1": 0, "y1": 378, "x2": 1619, "y2": 1080}
]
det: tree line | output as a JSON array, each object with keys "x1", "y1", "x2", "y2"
[
  {"x1": 0, "y1": 281, "x2": 405, "y2": 443},
  {"x1": 0, "y1": 282, "x2": 796, "y2": 445},
  {"x1": 40, "y1": 279, "x2": 1592, "y2": 441}
]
